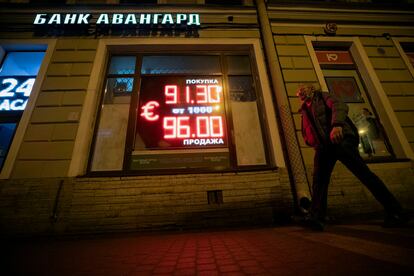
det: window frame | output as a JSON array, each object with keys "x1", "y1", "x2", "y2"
[
  {"x1": 393, "y1": 38, "x2": 414, "y2": 80},
  {"x1": 87, "y1": 49, "x2": 273, "y2": 176},
  {"x1": 0, "y1": 50, "x2": 46, "y2": 170},
  {"x1": 0, "y1": 40, "x2": 55, "y2": 179}
]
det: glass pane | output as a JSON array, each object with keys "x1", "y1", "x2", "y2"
[
  {"x1": 231, "y1": 100, "x2": 266, "y2": 166},
  {"x1": 351, "y1": 107, "x2": 392, "y2": 159},
  {"x1": 0, "y1": 52, "x2": 45, "y2": 76},
  {"x1": 141, "y1": 56, "x2": 221, "y2": 75},
  {"x1": 0, "y1": 123, "x2": 17, "y2": 169},
  {"x1": 228, "y1": 76, "x2": 256, "y2": 102},
  {"x1": 91, "y1": 103, "x2": 130, "y2": 171},
  {"x1": 228, "y1": 75, "x2": 265, "y2": 165},
  {"x1": 323, "y1": 69, "x2": 392, "y2": 160},
  {"x1": 107, "y1": 77, "x2": 134, "y2": 94},
  {"x1": 226, "y1": 55, "x2": 251, "y2": 75},
  {"x1": 108, "y1": 56, "x2": 136, "y2": 75}
]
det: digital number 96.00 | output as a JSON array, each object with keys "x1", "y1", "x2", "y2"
[{"x1": 163, "y1": 116, "x2": 224, "y2": 139}]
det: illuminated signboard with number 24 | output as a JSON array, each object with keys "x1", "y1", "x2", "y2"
[
  {"x1": 0, "y1": 77, "x2": 35, "y2": 111},
  {"x1": 136, "y1": 77, "x2": 227, "y2": 150}
]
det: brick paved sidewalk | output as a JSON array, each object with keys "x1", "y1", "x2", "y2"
[{"x1": 4, "y1": 221, "x2": 414, "y2": 276}]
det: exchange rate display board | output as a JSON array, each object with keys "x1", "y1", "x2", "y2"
[{"x1": 136, "y1": 76, "x2": 228, "y2": 150}]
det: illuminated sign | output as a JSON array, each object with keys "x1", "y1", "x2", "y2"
[
  {"x1": 136, "y1": 77, "x2": 227, "y2": 149},
  {"x1": 0, "y1": 77, "x2": 34, "y2": 111},
  {"x1": 34, "y1": 13, "x2": 200, "y2": 26},
  {"x1": 315, "y1": 51, "x2": 354, "y2": 65}
]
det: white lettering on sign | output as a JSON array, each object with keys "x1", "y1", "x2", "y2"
[
  {"x1": 183, "y1": 138, "x2": 224, "y2": 146},
  {"x1": 34, "y1": 13, "x2": 91, "y2": 25},
  {"x1": 326, "y1": 53, "x2": 338, "y2": 62},
  {"x1": 112, "y1": 14, "x2": 124, "y2": 25},
  {"x1": 96, "y1": 14, "x2": 110, "y2": 24},
  {"x1": 186, "y1": 79, "x2": 219, "y2": 84},
  {"x1": 33, "y1": 13, "x2": 201, "y2": 26},
  {"x1": 0, "y1": 99, "x2": 28, "y2": 111},
  {"x1": 0, "y1": 78, "x2": 35, "y2": 98},
  {"x1": 34, "y1": 14, "x2": 47, "y2": 24},
  {"x1": 176, "y1": 14, "x2": 187, "y2": 24},
  {"x1": 162, "y1": 14, "x2": 174, "y2": 25},
  {"x1": 188, "y1": 14, "x2": 200, "y2": 26},
  {"x1": 64, "y1": 14, "x2": 77, "y2": 24},
  {"x1": 77, "y1": 14, "x2": 90, "y2": 24},
  {"x1": 152, "y1": 14, "x2": 162, "y2": 25},
  {"x1": 125, "y1": 14, "x2": 137, "y2": 24},
  {"x1": 0, "y1": 77, "x2": 35, "y2": 111},
  {"x1": 140, "y1": 14, "x2": 151, "y2": 24}
]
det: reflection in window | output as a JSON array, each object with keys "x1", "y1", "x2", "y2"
[
  {"x1": 0, "y1": 52, "x2": 45, "y2": 76},
  {"x1": 229, "y1": 76, "x2": 256, "y2": 102},
  {"x1": 108, "y1": 56, "x2": 136, "y2": 75},
  {"x1": 357, "y1": 108, "x2": 381, "y2": 158},
  {"x1": 323, "y1": 72, "x2": 392, "y2": 160},
  {"x1": 106, "y1": 78, "x2": 134, "y2": 94},
  {"x1": 226, "y1": 55, "x2": 251, "y2": 75},
  {"x1": 227, "y1": 55, "x2": 266, "y2": 166}
]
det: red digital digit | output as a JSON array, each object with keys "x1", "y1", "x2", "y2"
[
  {"x1": 163, "y1": 117, "x2": 177, "y2": 139},
  {"x1": 165, "y1": 85, "x2": 178, "y2": 104},
  {"x1": 208, "y1": 85, "x2": 222, "y2": 103},
  {"x1": 177, "y1": 117, "x2": 190, "y2": 138},
  {"x1": 185, "y1": 86, "x2": 191, "y2": 104},
  {"x1": 210, "y1": 116, "x2": 224, "y2": 137},
  {"x1": 195, "y1": 85, "x2": 208, "y2": 104},
  {"x1": 196, "y1": 116, "x2": 210, "y2": 138}
]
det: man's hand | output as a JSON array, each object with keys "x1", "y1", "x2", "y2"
[{"x1": 330, "y1": 126, "x2": 343, "y2": 144}]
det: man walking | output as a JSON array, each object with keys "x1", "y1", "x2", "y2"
[{"x1": 297, "y1": 84, "x2": 408, "y2": 231}]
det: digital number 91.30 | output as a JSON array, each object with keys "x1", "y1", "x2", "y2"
[{"x1": 165, "y1": 85, "x2": 222, "y2": 104}]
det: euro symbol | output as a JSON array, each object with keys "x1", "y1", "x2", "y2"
[{"x1": 140, "y1": 101, "x2": 159, "y2": 121}]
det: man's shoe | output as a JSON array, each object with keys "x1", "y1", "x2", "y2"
[
  {"x1": 291, "y1": 214, "x2": 325, "y2": 231},
  {"x1": 302, "y1": 214, "x2": 325, "y2": 231},
  {"x1": 383, "y1": 213, "x2": 410, "y2": 228},
  {"x1": 304, "y1": 215, "x2": 325, "y2": 231}
]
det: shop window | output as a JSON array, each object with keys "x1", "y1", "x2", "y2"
[
  {"x1": 89, "y1": 52, "x2": 269, "y2": 173},
  {"x1": 314, "y1": 48, "x2": 393, "y2": 160},
  {"x1": 400, "y1": 43, "x2": 414, "y2": 68},
  {"x1": 0, "y1": 51, "x2": 45, "y2": 169}
]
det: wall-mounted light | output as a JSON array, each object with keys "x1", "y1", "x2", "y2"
[
  {"x1": 324, "y1": 22, "x2": 338, "y2": 36},
  {"x1": 382, "y1": 33, "x2": 391, "y2": 40}
]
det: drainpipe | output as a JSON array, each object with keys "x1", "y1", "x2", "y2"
[{"x1": 255, "y1": 0, "x2": 311, "y2": 212}]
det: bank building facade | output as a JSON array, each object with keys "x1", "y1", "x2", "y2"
[{"x1": 0, "y1": 0, "x2": 413, "y2": 235}]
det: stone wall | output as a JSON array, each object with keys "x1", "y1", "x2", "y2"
[{"x1": 0, "y1": 169, "x2": 293, "y2": 235}]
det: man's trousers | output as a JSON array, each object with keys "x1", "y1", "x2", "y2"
[{"x1": 310, "y1": 139, "x2": 402, "y2": 220}]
